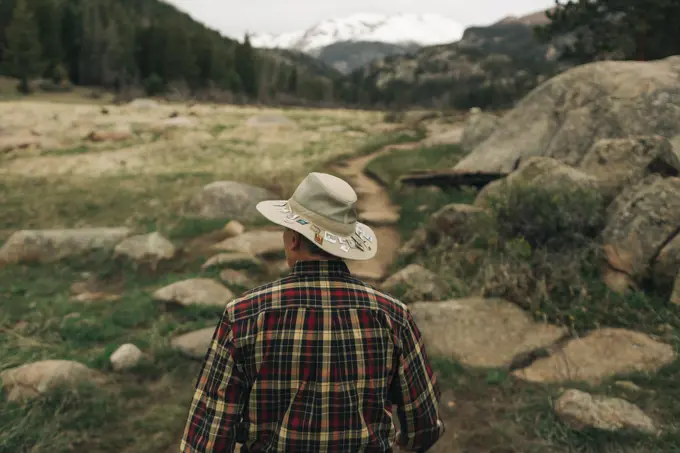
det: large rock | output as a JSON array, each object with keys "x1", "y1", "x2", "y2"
[
  {"x1": 184, "y1": 181, "x2": 276, "y2": 222},
  {"x1": 0, "y1": 360, "x2": 106, "y2": 402},
  {"x1": 0, "y1": 228, "x2": 133, "y2": 264},
  {"x1": 513, "y1": 328, "x2": 676, "y2": 385},
  {"x1": 555, "y1": 389, "x2": 658, "y2": 435},
  {"x1": 460, "y1": 111, "x2": 500, "y2": 152},
  {"x1": 153, "y1": 278, "x2": 233, "y2": 308},
  {"x1": 579, "y1": 135, "x2": 680, "y2": 200},
  {"x1": 213, "y1": 230, "x2": 284, "y2": 257},
  {"x1": 409, "y1": 298, "x2": 567, "y2": 368},
  {"x1": 171, "y1": 328, "x2": 215, "y2": 359},
  {"x1": 602, "y1": 175, "x2": 680, "y2": 281},
  {"x1": 653, "y1": 233, "x2": 680, "y2": 288},
  {"x1": 113, "y1": 232, "x2": 176, "y2": 267},
  {"x1": 201, "y1": 252, "x2": 265, "y2": 270},
  {"x1": 475, "y1": 157, "x2": 599, "y2": 208},
  {"x1": 455, "y1": 56, "x2": 680, "y2": 173},
  {"x1": 382, "y1": 265, "x2": 450, "y2": 302}
]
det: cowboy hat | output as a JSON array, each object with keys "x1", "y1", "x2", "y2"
[{"x1": 256, "y1": 172, "x2": 378, "y2": 261}]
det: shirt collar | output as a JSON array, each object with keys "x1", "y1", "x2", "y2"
[{"x1": 291, "y1": 260, "x2": 351, "y2": 277}]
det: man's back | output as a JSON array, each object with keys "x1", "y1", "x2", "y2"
[{"x1": 181, "y1": 260, "x2": 444, "y2": 453}]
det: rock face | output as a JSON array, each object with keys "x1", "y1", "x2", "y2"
[
  {"x1": 454, "y1": 56, "x2": 680, "y2": 173},
  {"x1": 513, "y1": 328, "x2": 676, "y2": 384},
  {"x1": 184, "y1": 181, "x2": 276, "y2": 222},
  {"x1": 474, "y1": 157, "x2": 599, "y2": 208},
  {"x1": 579, "y1": 136, "x2": 680, "y2": 201},
  {"x1": 113, "y1": 232, "x2": 176, "y2": 266},
  {"x1": 460, "y1": 112, "x2": 500, "y2": 152},
  {"x1": 555, "y1": 389, "x2": 658, "y2": 435},
  {"x1": 409, "y1": 298, "x2": 567, "y2": 368},
  {"x1": 0, "y1": 360, "x2": 106, "y2": 402},
  {"x1": 0, "y1": 228, "x2": 133, "y2": 264},
  {"x1": 153, "y1": 278, "x2": 233, "y2": 308},
  {"x1": 381, "y1": 264, "x2": 450, "y2": 302},
  {"x1": 213, "y1": 230, "x2": 284, "y2": 257},
  {"x1": 172, "y1": 328, "x2": 215, "y2": 359},
  {"x1": 602, "y1": 175, "x2": 680, "y2": 282}
]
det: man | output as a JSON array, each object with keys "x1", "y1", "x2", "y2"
[{"x1": 181, "y1": 172, "x2": 445, "y2": 453}]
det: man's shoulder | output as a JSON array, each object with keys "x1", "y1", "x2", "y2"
[
  {"x1": 347, "y1": 276, "x2": 412, "y2": 324},
  {"x1": 224, "y1": 278, "x2": 283, "y2": 322}
]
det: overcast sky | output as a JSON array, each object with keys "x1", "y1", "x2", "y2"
[{"x1": 165, "y1": 0, "x2": 556, "y2": 38}]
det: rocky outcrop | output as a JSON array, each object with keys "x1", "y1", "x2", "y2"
[
  {"x1": 184, "y1": 181, "x2": 276, "y2": 222},
  {"x1": 0, "y1": 228, "x2": 133, "y2": 264},
  {"x1": 555, "y1": 389, "x2": 658, "y2": 435},
  {"x1": 455, "y1": 56, "x2": 680, "y2": 173},
  {"x1": 409, "y1": 298, "x2": 567, "y2": 368},
  {"x1": 513, "y1": 328, "x2": 676, "y2": 384},
  {"x1": 460, "y1": 111, "x2": 500, "y2": 152}
]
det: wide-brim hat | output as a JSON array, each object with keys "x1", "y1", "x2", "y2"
[{"x1": 256, "y1": 172, "x2": 378, "y2": 261}]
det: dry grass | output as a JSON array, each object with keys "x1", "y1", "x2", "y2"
[{"x1": 0, "y1": 101, "x2": 395, "y2": 238}]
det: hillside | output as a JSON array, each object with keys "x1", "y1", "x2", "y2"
[
  {"x1": 315, "y1": 41, "x2": 421, "y2": 74},
  {"x1": 347, "y1": 21, "x2": 566, "y2": 110},
  {"x1": 0, "y1": 0, "x2": 344, "y2": 104}
]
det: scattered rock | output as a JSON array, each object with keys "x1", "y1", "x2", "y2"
[
  {"x1": 153, "y1": 278, "x2": 233, "y2": 308},
  {"x1": 113, "y1": 232, "x2": 176, "y2": 268},
  {"x1": 409, "y1": 298, "x2": 567, "y2": 368},
  {"x1": 555, "y1": 389, "x2": 658, "y2": 435},
  {"x1": 513, "y1": 328, "x2": 676, "y2": 385},
  {"x1": 602, "y1": 175, "x2": 680, "y2": 283},
  {"x1": 0, "y1": 228, "x2": 133, "y2": 264},
  {"x1": 246, "y1": 114, "x2": 296, "y2": 128},
  {"x1": 224, "y1": 220, "x2": 245, "y2": 237},
  {"x1": 455, "y1": 56, "x2": 680, "y2": 173},
  {"x1": 184, "y1": 181, "x2": 276, "y2": 222},
  {"x1": 382, "y1": 265, "x2": 450, "y2": 302},
  {"x1": 110, "y1": 344, "x2": 143, "y2": 371},
  {"x1": 213, "y1": 230, "x2": 284, "y2": 258},
  {"x1": 220, "y1": 269, "x2": 255, "y2": 288},
  {"x1": 0, "y1": 135, "x2": 44, "y2": 153},
  {"x1": 201, "y1": 253, "x2": 264, "y2": 270},
  {"x1": 0, "y1": 360, "x2": 106, "y2": 402},
  {"x1": 475, "y1": 157, "x2": 599, "y2": 208},
  {"x1": 171, "y1": 328, "x2": 215, "y2": 360},
  {"x1": 71, "y1": 292, "x2": 121, "y2": 303},
  {"x1": 579, "y1": 135, "x2": 680, "y2": 200},
  {"x1": 86, "y1": 126, "x2": 133, "y2": 143},
  {"x1": 460, "y1": 111, "x2": 500, "y2": 152}
]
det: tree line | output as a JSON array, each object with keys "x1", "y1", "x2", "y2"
[{"x1": 0, "y1": 0, "x2": 349, "y2": 104}]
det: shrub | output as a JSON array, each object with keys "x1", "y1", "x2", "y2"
[{"x1": 490, "y1": 183, "x2": 605, "y2": 251}]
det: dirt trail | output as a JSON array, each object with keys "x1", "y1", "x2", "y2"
[{"x1": 330, "y1": 143, "x2": 421, "y2": 282}]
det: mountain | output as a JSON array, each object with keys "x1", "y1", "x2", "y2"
[
  {"x1": 315, "y1": 40, "x2": 421, "y2": 74},
  {"x1": 345, "y1": 19, "x2": 567, "y2": 110},
  {"x1": 250, "y1": 13, "x2": 465, "y2": 53}
]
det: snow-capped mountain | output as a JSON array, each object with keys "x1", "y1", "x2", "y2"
[{"x1": 250, "y1": 13, "x2": 465, "y2": 53}]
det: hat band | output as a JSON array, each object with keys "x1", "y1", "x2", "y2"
[{"x1": 288, "y1": 198, "x2": 356, "y2": 236}]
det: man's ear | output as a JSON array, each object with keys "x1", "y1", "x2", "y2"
[{"x1": 291, "y1": 231, "x2": 304, "y2": 251}]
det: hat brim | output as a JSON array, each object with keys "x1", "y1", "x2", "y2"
[{"x1": 256, "y1": 200, "x2": 378, "y2": 261}]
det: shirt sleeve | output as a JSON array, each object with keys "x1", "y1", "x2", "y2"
[
  {"x1": 390, "y1": 310, "x2": 445, "y2": 452},
  {"x1": 180, "y1": 312, "x2": 252, "y2": 453}
]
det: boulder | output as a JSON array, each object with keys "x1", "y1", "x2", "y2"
[
  {"x1": 213, "y1": 230, "x2": 284, "y2": 258},
  {"x1": 201, "y1": 252, "x2": 265, "y2": 270},
  {"x1": 408, "y1": 298, "x2": 567, "y2": 368},
  {"x1": 602, "y1": 175, "x2": 680, "y2": 282},
  {"x1": 382, "y1": 265, "x2": 450, "y2": 302},
  {"x1": 475, "y1": 157, "x2": 599, "y2": 208},
  {"x1": 113, "y1": 232, "x2": 176, "y2": 267},
  {"x1": 0, "y1": 360, "x2": 106, "y2": 402},
  {"x1": 184, "y1": 181, "x2": 276, "y2": 222},
  {"x1": 513, "y1": 328, "x2": 676, "y2": 384},
  {"x1": 555, "y1": 389, "x2": 658, "y2": 435},
  {"x1": 153, "y1": 278, "x2": 233, "y2": 308},
  {"x1": 460, "y1": 111, "x2": 500, "y2": 152},
  {"x1": 0, "y1": 228, "x2": 133, "y2": 264},
  {"x1": 110, "y1": 344, "x2": 143, "y2": 371},
  {"x1": 579, "y1": 135, "x2": 680, "y2": 200},
  {"x1": 171, "y1": 328, "x2": 215, "y2": 359},
  {"x1": 455, "y1": 56, "x2": 680, "y2": 173},
  {"x1": 220, "y1": 269, "x2": 256, "y2": 288}
]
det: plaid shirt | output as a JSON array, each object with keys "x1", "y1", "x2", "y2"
[{"x1": 180, "y1": 260, "x2": 444, "y2": 453}]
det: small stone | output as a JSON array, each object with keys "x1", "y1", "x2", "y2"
[
  {"x1": 224, "y1": 220, "x2": 245, "y2": 237},
  {"x1": 110, "y1": 344, "x2": 143, "y2": 371},
  {"x1": 153, "y1": 278, "x2": 233, "y2": 308}
]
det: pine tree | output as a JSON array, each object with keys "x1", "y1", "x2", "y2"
[
  {"x1": 235, "y1": 34, "x2": 258, "y2": 97},
  {"x1": 3, "y1": 0, "x2": 43, "y2": 93}
]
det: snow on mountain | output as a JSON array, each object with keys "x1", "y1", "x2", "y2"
[{"x1": 250, "y1": 13, "x2": 465, "y2": 53}]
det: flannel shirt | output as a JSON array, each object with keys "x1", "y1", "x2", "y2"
[{"x1": 180, "y1": 260, "x2": 444, "y2": 453}]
